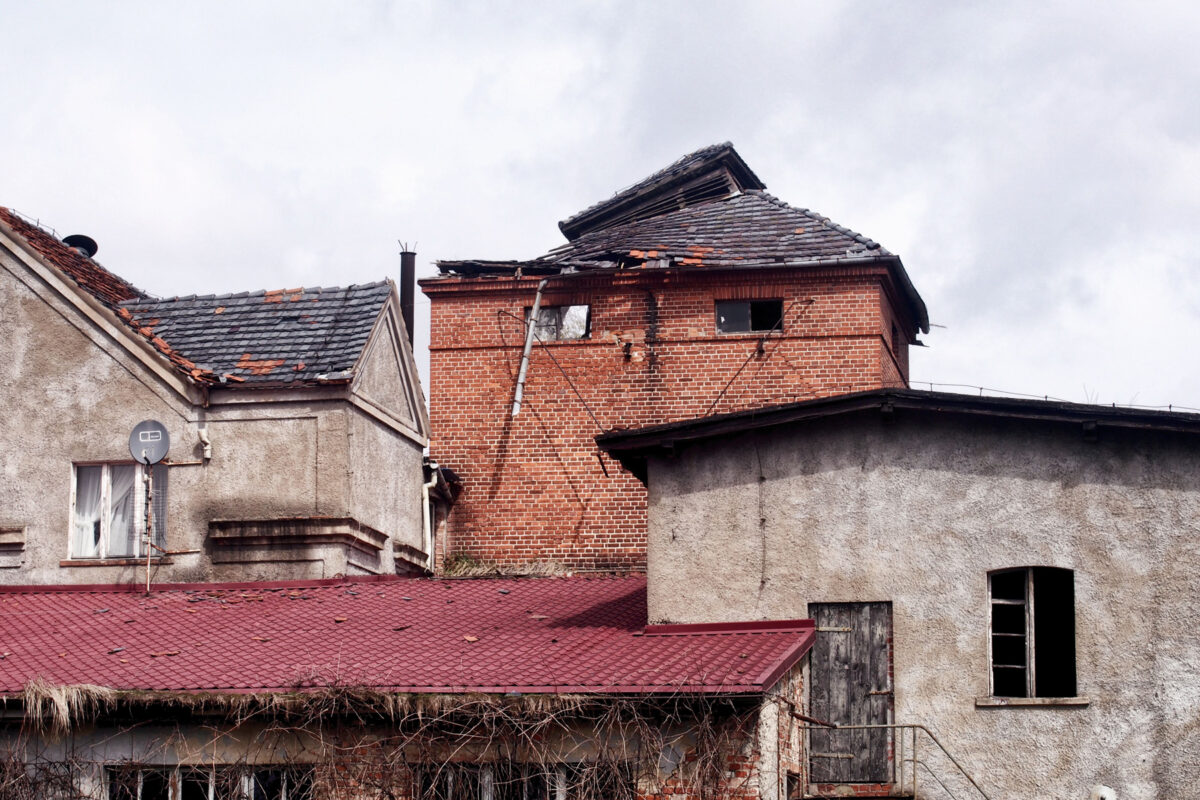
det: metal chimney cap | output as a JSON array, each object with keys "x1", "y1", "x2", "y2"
[{"x1": 63, "y1": 234, "x2": 98, "y2": 258}]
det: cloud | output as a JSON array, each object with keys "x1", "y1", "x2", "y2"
[{"x1": 3, "y1": 0, "x2": 1198, "y2": 406}]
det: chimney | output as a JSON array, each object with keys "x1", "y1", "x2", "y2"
[{"x1": 399, "y1": 246, "x2": 416, "y2": 347}]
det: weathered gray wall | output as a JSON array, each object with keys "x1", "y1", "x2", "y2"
[
  {"x1": 645, "y1": 410, "x2": 1200, "y2": 799},
  {"x1": 0, "y1": 245, "x2": 425, "y2": 585}
]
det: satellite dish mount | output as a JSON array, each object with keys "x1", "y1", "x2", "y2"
[{"x1": 128, "y1": 421, "x2": 170, "y2": 593}]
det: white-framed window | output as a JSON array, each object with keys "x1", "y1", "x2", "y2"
[
  {"x1": 530, "y1": 305, "x2": 591, "y2": 341},
  {"x1": 418, "y1": 762, "x2": 633, "y2": 800},
  {"x1": 107, "y1": 765, "x2": 313, "y2": 799},
  {"x1": 715, "y1": 299, "x2": 783, "y2": 334},
  {"x1": 71, "y1": 463, "x2": 167, "y2": 559},
  {"x1": 989, "y1": 567, "x2": 1076, "y2": 698}
]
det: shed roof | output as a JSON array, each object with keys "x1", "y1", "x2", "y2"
[
  {"x1": 0, "y1": 575, "x2": 814, "y2": 696},
  {"x1": 597, "y1": 388, "x2": 1200, "y2": 482}
]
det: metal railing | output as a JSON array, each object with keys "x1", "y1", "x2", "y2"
[{"x1": 798, "y1": 723, "x2": 991, "y2": 800}]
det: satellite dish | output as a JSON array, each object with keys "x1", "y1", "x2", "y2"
[{"x1": 128, "y1": 420, "x2": 170, "y2": 465}]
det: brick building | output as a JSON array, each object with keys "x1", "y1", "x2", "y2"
[{"x1": 423, "y1": 144, "x2": 928, "y2": 571}]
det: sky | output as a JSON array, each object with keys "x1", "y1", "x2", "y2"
[{"x1": 5, "y1": 1, "x2": 1199, "y2": 410}]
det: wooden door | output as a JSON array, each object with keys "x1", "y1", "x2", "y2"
[{"x1": 808, "y1": 602, "x2": 892, "y2": 784}]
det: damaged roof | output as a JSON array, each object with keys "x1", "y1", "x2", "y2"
[
  {"x1": 119, "y1": 283, "x2": 392, "y2": 386},
  {"x1": 0, "y1": 207, "x2": 143, "y2": 308},
  {"x1": 0, "y1": 575, "x2": 813, "y2": 696},
  {"x1": 544, "y1": 190, "x2": 888, "y2": 266},
  {"x1": 434, "y1": 145, "x2": 928, "y2": 332},
  {"x1": 558, "y1": 142, "x2": 764, "y2": 240},
  {"x1": 0, "y1": 207, "x2": 392, "y2": 388}
]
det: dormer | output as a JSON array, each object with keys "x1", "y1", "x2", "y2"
[{"x1": 558, "y1": 142, "x2": 765, "y2": 241}]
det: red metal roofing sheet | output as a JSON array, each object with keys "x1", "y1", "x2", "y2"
[{"x1": 0, "y1": 576, "x2": 813, "y2": 696}]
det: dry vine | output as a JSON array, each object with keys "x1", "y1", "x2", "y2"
[{"x1": 1, "y1": 685, "x2": 767, "y2": 800}]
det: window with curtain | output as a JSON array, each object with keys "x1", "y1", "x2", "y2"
[{"x1": 71, "y1": 463, "x2": 167, "y2": 559}]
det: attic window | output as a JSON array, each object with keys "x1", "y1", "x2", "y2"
[
  {"x1": 716, "y1": 300, "x2": 783, "y2": 334},
  {"x1": 530, "y1": 304, "x2": 591, "y2": 340}
]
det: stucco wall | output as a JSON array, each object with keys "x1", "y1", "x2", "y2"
[
  {"x1": 0, "y1": 246, "x2": 425, "y2": 585},
  {"x1": 644, "y1": 410, "x2": 1200, "y2": 799}
]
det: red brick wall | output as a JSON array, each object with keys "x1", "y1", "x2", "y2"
[{"x1": 425, "y1": 266, "x2": 914, "y2": 571}]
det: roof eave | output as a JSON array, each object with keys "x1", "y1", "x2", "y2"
[{"x1": 597, "y1": 388, "x2": 1200, "y2": 483}]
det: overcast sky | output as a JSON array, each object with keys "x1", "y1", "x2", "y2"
[{"x1": 6, "y1": 2, "x2": 1199, "y2": 409}]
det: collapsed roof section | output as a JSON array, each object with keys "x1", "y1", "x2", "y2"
[
  {"x1": 434, "y1": 144, "x2": 928, "y2": 333},
  {"x1": 0, "y1": 575, "x2": 814, "y2": 696}
]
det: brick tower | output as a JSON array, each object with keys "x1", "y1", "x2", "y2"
[{"x1": 423, "y1": 143, "x2": 927, "y2": 572}]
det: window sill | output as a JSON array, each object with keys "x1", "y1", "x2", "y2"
[
  {"x1": 975, "y1": 696, "x2": 1089, "y2": 708},
  {"x1": 60, "y1": 558, "x2": 173, "y2": 568}
]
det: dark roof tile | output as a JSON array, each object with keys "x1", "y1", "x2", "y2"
[{"x1": 120, "y1": 283, "x2": 391, "y2": 386}]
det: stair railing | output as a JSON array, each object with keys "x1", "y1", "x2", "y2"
[{"x1": 795, "y1": 721, "x2": 992, "y2": 800}]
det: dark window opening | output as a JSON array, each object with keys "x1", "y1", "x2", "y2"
[
  {"x1": 419, "y1": 763, "x2": 633, "y2": 800},
  {"x1": 989, "y1": 567, "x2": 1076, "y2": 698},
  {"x1": 109, "y1": 766, "x2": 313, "y2": 800},
  {"x1": 715, "y1": 300, "x2": 783, "y2": 333},
  {"x1": 529, "y1": 305, "x2": 591, "y2": 340}
]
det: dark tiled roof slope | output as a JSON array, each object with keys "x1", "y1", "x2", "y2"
[
  {"x1": 558, "y1": 143, "x2": 764, "y2": 240},
  {"x1": 0, "y1": 207, "x2": 143, "y2": 308},
  {"x1": 119, "y1": 283, "x2": 391, "y2": 386},
  {"x1": 0, "y1": 575, "x2": 814, "y2": 695},
  {"x1": 544, "y1": 190, "x2": 887, "y2": 267}
]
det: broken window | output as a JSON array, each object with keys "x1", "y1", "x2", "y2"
[
  {"x1": 530, "y1": 305, "x2": 591, "y2": 340},
  {"x1": 419, "y1": 763, "x2": 632, "y2": 800},
  {"x1": 715, "y1": 300, "x2": 783, "y2": 334},
  {"x1": 71, "y1": 463, "x2": 167, "y2": 559},
  {"x1": 989, "y1": 567, "x2": 1076, "y2": 698},
  {"x1": 108, "y1": 766, "x2": 313, "y2": 800}
]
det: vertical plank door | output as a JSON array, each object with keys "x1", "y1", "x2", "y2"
[{"x1": 808, "y1": 602, "x2": 892, "y2": 784}]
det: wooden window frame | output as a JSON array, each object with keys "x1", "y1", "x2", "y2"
[
  {"x1": 988, "y1": 567, "x2": 1076, "y2": 699},
  {"x1": 527, "y1": 304, "x2": 592, "y2": 341}
]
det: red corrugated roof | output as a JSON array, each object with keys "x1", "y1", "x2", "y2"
[{"x1": 0, "y1": 576, "x2": 813, "y2": 696}]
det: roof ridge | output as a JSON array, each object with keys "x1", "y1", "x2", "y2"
[{"x1": 120, "y1": 280, "x2": 391, "y2": 307}]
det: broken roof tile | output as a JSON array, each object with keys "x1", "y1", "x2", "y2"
[
  {"x1": 120, "y1": 283, "x2": 391, "y2": 387},
  {"x1": 0, "y1": 208, "x2": 143, "y2": 308}
]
